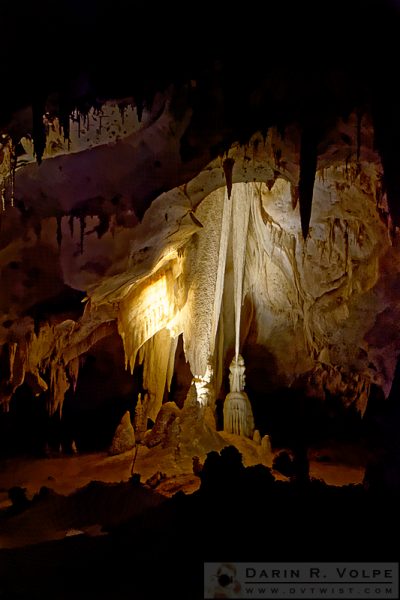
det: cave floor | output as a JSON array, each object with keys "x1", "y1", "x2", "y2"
[
  {"x1": 0, "y1": 434, "x2": 367, "y2": 550},
  {"x1": 0, "y1": 435, "x2": 366, "y2": 503}
]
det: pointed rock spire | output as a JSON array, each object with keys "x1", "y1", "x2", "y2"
[{"x1": 298, "y1": 127, "x2": 318, "y2": 239}]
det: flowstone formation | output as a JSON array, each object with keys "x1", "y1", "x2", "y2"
[{"x1": 0, "y1": 113, "x2": 399, "y2": 458}]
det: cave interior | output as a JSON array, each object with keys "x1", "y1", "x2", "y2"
[{"x1": 1, "y1": 1, "x2": 400, "y2": 597}]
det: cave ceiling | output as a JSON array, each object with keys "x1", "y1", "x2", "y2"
[{"x1": 1, "y1": 0, "x2": 400, "y2": 414}]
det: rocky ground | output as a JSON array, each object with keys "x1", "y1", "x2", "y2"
[
  {"x1": 0, "y1": 439, "x2": 396, "y2": 600},
  {"x1": 0, "y1": 433, "x2": 367, "y2": 549}
]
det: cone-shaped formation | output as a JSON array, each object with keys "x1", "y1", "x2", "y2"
[
  {"x1": 223, "y1": 158, "x2": 235, "y2": 199},
  {"x1": 223, "y1": 354, "x2": 254, "y2": 438},
  {"x1": 298, "y1": 127, "x2": 318, "y2": 239},
  {"x1": 109, "y1": 411, "x2": 135, "y2": 456}
]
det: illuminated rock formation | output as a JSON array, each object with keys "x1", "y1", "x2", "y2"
[
  {"x1": 109, "y1": 411, "x2": 135, "y2": 456},
  {"x1": 224, "y1": 355, "x2": 255, "y2": 438},
  {"x1": 1, "y1": 30, "x2": 400, "y2": 459},
  {"x1": 0, "y1": 128, "x2": 397, "y2": 428}
]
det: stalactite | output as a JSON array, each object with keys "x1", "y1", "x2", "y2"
[
  {"x1": 68, "y1": 357, "x2": 79, "y2": 392},
  {"x1": 166, "y1": 335, "x2": 179, "y2": 394},
  {"x1": 9, "y1": 342, "x2": 18, "y2": 377},
  {"x1": 222, "y1": 184, "x2": 255, "y2": 436},
  {"x1": 139, "y1": 329, "x2": 174, "y2": 421},
  {"x1": 118, "y1": 269, "x2": 176, "y2": 374},
  {"x1": 232, "y1": 184, "x2": 251, "y2": 359},
  {"x1": 222, "y1": 158, "x2": 235, "y2": 199},
  {"x1": 49, "y1": 363, "x2": 70, "y2": 416},
  {"x1": 298, "y1": 127, "x2": 318, "y2": 239},
  {"x1": 355, "y1": 377, "x2": 370, "y2": 416},
  {"x1": 182, "y1": 188, "x2": 226, "y2": 379},
  {"x1": 209, "y1": 188, "x2": 232, "y2": 356}
]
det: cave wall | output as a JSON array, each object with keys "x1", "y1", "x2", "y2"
[{"x1": 1, "y1": 105, "x2": 400, "y2": 432}]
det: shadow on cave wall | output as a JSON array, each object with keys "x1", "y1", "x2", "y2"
[
  {"x1": 0, "y1": 331, "x2": 143, "y2": 457},
  {"x1": 61, "y1": 331, "x2": 142, "y2": 453},
  {"x1": 168, "y1": 334, "x2": 193, "y2": 409},
  {"x1": 225, "y1": 342, "x2": 386, "y2": 456},
  {"x1": 0, "y1": 382, "x2": 48, "y2": 457}
]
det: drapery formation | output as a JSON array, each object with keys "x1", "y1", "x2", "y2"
[{"x1": 1, "y1": 173, "x2": 387, "y2": 420}]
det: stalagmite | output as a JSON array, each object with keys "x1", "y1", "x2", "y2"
[
  {"x1": 223, "y1": 354, "x2": 254, "y2": 437},
  {"x1": 193, "y1": 360, "x2": 214, "y2": 406},
  {"x1": 109, "y1": 411, "x2": 135, "y2": 456},
  {"x1": 134, "y1": 393, "x2": 148, "y2": 442}
]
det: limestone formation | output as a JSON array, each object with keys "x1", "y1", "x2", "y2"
[
  {"x1": 134, "y1": 393, "x2": 149, "y2": 443},
  {"x1": 253, "y1": 430, "x2": 261, "y2": 445},
  {"x1": 0, "y1": 132, "x2": 397, "y2": 421},
  {"x1": 224, "y1": 355, "x2": 255, "y2": 438},
  {"x1": 144, "y1": 402, "x2": 180, "y2": 448},
  {"x1": 2, "y1": 12, "x2": 400, "y2": 592},
  {"x1": 261, "y1": 435, "x2": 272, "y2": 455},
  {"x1": 108, "y1": 411, "x2": 135, "y2": 456},
  {"x1": 0, "y1": 104, "x2": 399, "y2": 454},
  {"x1": 145, "y1": 384, "x2": 225, "y2": 457}
]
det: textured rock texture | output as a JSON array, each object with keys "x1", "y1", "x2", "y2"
[
  {"x1": 0, "y1": 113, "x2": 399, "y2": 424},
  {"x1": 108, "y1": 411, "x2": 135, "y2": 456}
]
